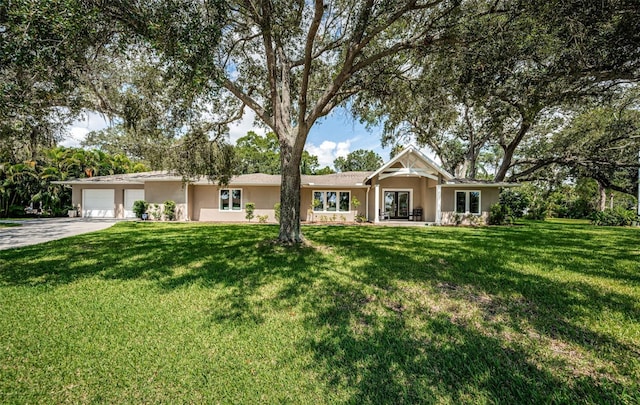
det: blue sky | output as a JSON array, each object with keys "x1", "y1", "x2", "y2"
[{"x1": 63, "y1": 107, "x2": 393, "y2": 168}]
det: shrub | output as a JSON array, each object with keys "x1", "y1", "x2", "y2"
[
  {"x1": 245, "y1": 202, "x2": 255, "y2": 222},
  {"x1": 132, "y1": 200, "x2": 149, "y2": 219},
  {"x1": 351, "y1": 196, "x2": 360, "y2": 213},
  {"x1": 488, "y1": 203, "x2": 512, "y2": 225},
  {"x1": 257, "y1": 215, "x2": 268, "y2": 223},
  {"x1": 163, "y1": 200, "x2": 176, "y2": 221},
  {"x1": 274, "y1": 203, "x2": 281, "y2": 223},
  {"x1": 591, "y1": 207, "x2": 637, "y2": 226},
  {"x1": 525, "y1": 202, "x2": 547, "y2": 220},
  {"x1": 499, "y1": 189, "x2": 529, "y2": 219},
  {"x1": 150, "y1": 204, "x2": 161, "y2": 220},
  {"x1": 355, "y1": 214, "x2": 367, "y2": 223}
]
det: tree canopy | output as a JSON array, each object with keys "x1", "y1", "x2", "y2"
[
  {"x1": 356, "y1": 0, "x2": 640, "y2": 184},
  {"x1": 2, "y1": 0, "x2": 640, "y2": 240},
  {"x1": 334, "y1": 149, "x2": 383, "y2": 172}
]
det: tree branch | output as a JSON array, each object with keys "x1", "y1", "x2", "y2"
[
  {"x1": 298, "y1": 0, "x2": 325, "y2": 130},
  {"x1": 221, "y1": 78, "x2": 273, "y2": 130}
]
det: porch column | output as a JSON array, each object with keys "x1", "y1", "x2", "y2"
[
  {"x1": 184, "y1": 184, "x2": 189, "y2": 221},
  {"x1": 374, "y1": 183, "x2": 380, "y2": 223},
  {"x1": 436, "y1": 185, "x2": 442, "y2": 225},
  {"x1": 366, "y1": 186, "x2": 370, "y2": 222}
]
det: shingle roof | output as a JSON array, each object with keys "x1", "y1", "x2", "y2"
[
  {"x1": 54, "y1": 171, "x2": 372, "y2": 187},
  {"x1": 52, "y1": 171, "x2": 173, "y2": 184},
  {"x1": 302, "y1": 171, "x2": 372, "y2": 187}
]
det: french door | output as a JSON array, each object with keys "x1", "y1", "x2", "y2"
[{"x1": 384, "y1": 191, "x2": 410, "y2": 219}]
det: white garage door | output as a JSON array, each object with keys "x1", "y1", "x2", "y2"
[
  {"x1": 124, "y1": 189, "x2": 145, "y2": 218},
  {"x1": 83, "y1": 189, "x2": 115, "y2": 218}
]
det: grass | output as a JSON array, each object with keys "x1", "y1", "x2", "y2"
[
  {"x1": 0, "y1": 223, "x2": 21, "y2": 228},
  {"x1": 0, "y1": 221, "x2": 639, "y2": 404}
]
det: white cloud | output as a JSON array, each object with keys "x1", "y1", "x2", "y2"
[
  {"x1": 305, "y1": 139, "x2": 352, "y2": 168},
  {"x1": 227, "y1": 109, "x2": 266, "y2": 143},
  {"x1": 60, "y1": 111, "x2": 111, "y2": 147}
]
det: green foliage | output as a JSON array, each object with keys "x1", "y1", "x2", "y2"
[
  {"x1": 355, "y1": 214, "x2": 367, "y2": 223},
  {"x1": 524, "y1": 202, "x2": 548, "y2": 221},
  {"x1": 351, "y1": 197, "x2": 360, "y2": 211},
  {"x1": 488, "y1": 203, "x2": 512, "y2": 225},
  {"x1": 499, "y1": 189, "x2": 530, "y2": 219},
  {"x1": 257, "y1": 215, "x2": 268, "y2": 223},
  {"x1": 149, "y1": 204, "x2": 161, "y2": 220},
  {"x1": 234, "y1": 132, "x2": 322, "y2": 175},
  {"x1": 245, "y1": 202, "x2": 255, "y2": 222},
  {"x1": 314, "y1": 166, "x2": 335, "y2": 175},
  {"x1": 273, "y1": 203, "x2": 280, "y2": 223},
  {"x1": 333, "y1": 150, "x2": 383, "y2": 172},
  {"x1": 235, "y1": 132, "x2": 280, "y2": 175},
  {"x1": 0, "y1": 147, "x2": 147, "y2": 218},
  {"x1": 163, "y1": 200, "x2": 176, "y2": 221},
  {"x1": 132, "y1": 200, "x2": 149, "y2": 218},
  {"x1": 591, "y1": 207, "x2": 637, "y2": 226}
]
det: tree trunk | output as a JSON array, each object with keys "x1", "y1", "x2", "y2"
[
  {"x1": 598, "y1": 181, "x2": 607, "y2": 212},
  {"x1": 495, "y1": 114, "x2": 534, "y2": 182},
  {"x1": 278, "y1": 131, "x2": 305, "y2": 244}
]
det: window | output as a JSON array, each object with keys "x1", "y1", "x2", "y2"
[
  {"x1": 220, "y1": 189, "x2": 242, "y2": 211},
  {"x1": 455, "y1": 190, "x2": 481, "y2": 215},
  {"x1": 313, "y1": 191, "x2": 350, "y2": 212}
]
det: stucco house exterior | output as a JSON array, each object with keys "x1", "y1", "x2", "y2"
[{"x1": 57, "y1": 146, "x2": 517, "y2": 225}]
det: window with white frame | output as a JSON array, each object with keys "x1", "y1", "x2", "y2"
[
  {"x1": 313, "y1": 191, "x2": 350, "y2": 212},
  {"x1": 455, "y1": 190, "x2": 481, "y2": 215},
  {"x1": 220, "y1": 188, "x2": 242, "y2": 211}
]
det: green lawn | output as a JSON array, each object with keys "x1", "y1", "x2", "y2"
[{"x1": 1, "y1": 222, "x2": 638, "y2": 404}]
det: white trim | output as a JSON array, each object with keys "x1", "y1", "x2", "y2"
[
  {"x1": 219, "y1": 188, "x2": 243, "y2": 212},
  {"x1": 311, "y1": 190, "x2": 351, "y2": 213},
  {"x1": 378, "y1": 167, "x2": 439, "y2": 181},
  {"x1": 440, "y1": 182, "x2": 519, "y2": 188},
  {"x1": 365, "y1": 146, "x2": 454, "y2": 183},
  {"x1": 374, "y1": 184, "x2": 380, "y2": 223},
  {"x1": 184, "y1": 184, "x2": 189, "y2": 221},
  {"x1": 381, "y1": 188, "x2": 413, "y2": 218},
  {"x1": 436, "y1": 185, "x2": 442, "y2": 225},
  {"x1": 455, "y1": 189, "x2": 482, "y2": 215},
  {"x1": 366, "y1": 185, "x2": 370, "y2": 222}
]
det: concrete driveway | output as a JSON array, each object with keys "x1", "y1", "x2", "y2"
[{"x1": 0, "y1": 218, "x2": 118, "y2": 250}]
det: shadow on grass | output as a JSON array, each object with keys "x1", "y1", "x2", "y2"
[
  {"x1": 1, "y1": 222, "x2": 638, "y2": 402},
  {"x1": 301, "y1": 225, "x2": 640, "y2": 402}
]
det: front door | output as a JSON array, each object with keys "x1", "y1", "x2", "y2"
[{"x1": 384, "y1": 191, "x2": 410, "y2": 219}]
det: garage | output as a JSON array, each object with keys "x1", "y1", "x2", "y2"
[
  {"x1": 124, "y1": 189, "x2": 145, "y2": 218},
  {"x1": 82, "y1": 189, "x2": 115, "y2": 218}
]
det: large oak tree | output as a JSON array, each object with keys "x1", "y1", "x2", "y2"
[{"x1": 94, "y1": 0, "x2": 480, "y2": 243}]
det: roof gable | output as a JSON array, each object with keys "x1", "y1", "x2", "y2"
[{"x1": 365, "y1": 146, "x2": 454, "y2": 183}]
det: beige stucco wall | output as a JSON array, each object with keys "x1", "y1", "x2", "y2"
[
  {"x1": 440, "y1": 186, "x2": 500, "y2": 225},
  {"x1": 143, "y1": 181, "x2": 188, "y2": 220},
  {"x1": 72, "y1": 184, "x2": 144, "y2": 219},
  {"x1": 440, "y1": 186, "x2": 499, "y2": 213},
  {"x1": 300, "y1": 187, "x2": 367, "y2": 222},
  {"x1": 144, "y1": 182, "x2": 186, "y2": 204},
  {"x1": 191, "y1": 185, "x2": 280, "y2": 222}
]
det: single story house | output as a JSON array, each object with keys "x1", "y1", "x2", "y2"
[{"x1": 56, "y1": 146, "x2": 518, "y2": 225}]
